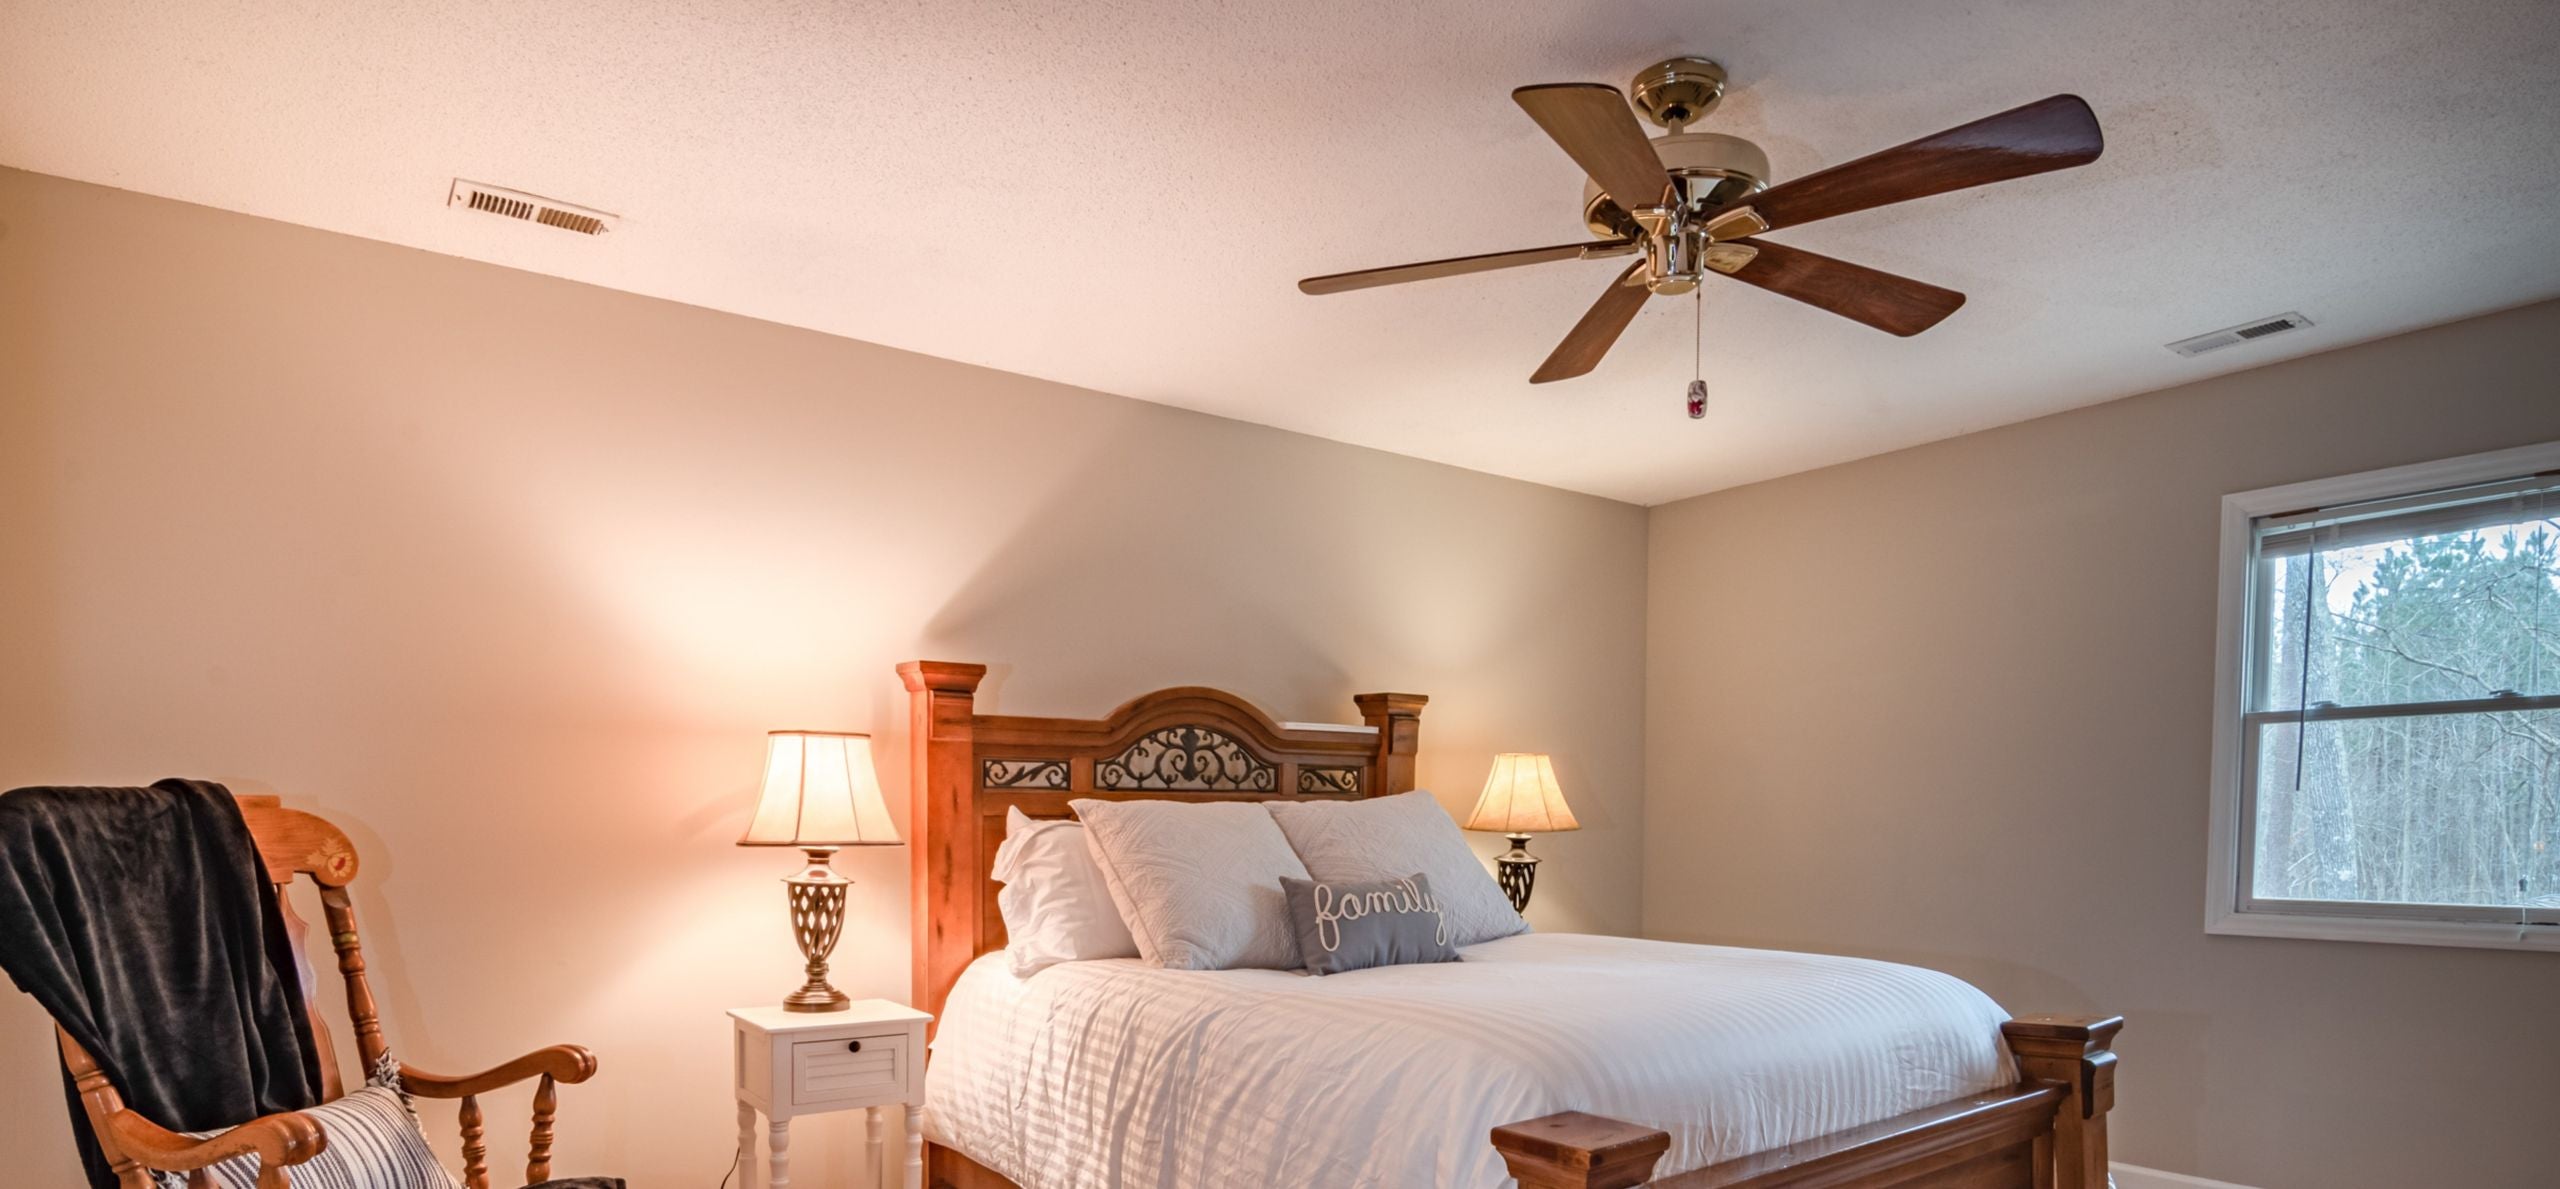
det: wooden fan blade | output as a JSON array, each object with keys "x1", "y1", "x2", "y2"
[
  {"x1": 1709, "y1": 240, "x2": 1965, "y2": 336},
  {"x1": 1532, "y1": 262, "x2": 1652, "y2": 384},
  {"x1": 1513, "y1": 84, "x2": 1676, "y2": 212},
  {"x1": 1299, "y1": 238, "x2": 1634, "y2": 295},
  {"x1": 1732, "y1": 95, "x2": 2102, "y2": 234}
]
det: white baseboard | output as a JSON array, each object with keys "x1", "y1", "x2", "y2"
[{"x1": 2113, "y1": 1163, "x2": 2259, "y2": 1189}]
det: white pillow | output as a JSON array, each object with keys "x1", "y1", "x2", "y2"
[
  {"x1": 991, "y1": 806, "x2": 1138, "y2": 976},
  {"x1": 1264, "y1": 790, "x2": 1529, "y2": 947},
  {"x1": 1070, "y1": 798, "x2": 1311, "y2": 971}
]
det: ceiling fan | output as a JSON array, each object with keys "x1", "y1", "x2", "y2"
[{"x1": 1298, "y1": 58, "x2": 2103, "y2": 385}]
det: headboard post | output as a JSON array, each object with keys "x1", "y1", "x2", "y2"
[
  {"x1": 1353, "y1": 692, "x2": 1429, "y2": 794},
  {"x1": 898, "y1": 660, "x2": 988, "y2": 1023}
]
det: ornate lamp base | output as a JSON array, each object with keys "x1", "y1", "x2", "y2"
[
  {"x1": 782, "y1": 847, "x2": 851, "y2": 1012},
  {"x1": 1494, "y1": 833, "x2": 1541, "y2": 913}
]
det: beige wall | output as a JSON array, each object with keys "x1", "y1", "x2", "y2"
[
  {"x1": 1644, "y1": 300, "x2": 2560, "y2": 1189},
  {"x1": 0, "y1": 167, "x2": 1649, "y2": 1185}
]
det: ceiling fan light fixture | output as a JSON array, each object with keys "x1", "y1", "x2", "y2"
[{"x1": 1584, "y1": 131, "x2": 1772, "y2": 236}]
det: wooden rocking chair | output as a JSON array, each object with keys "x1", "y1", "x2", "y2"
[{"x1": 52, "y1": 795, "x2": 600, "y2": 1189}]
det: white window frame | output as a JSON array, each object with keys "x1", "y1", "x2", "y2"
[{"x1": 2205, "y1": 439, "x2": 2560, "y2": 952}]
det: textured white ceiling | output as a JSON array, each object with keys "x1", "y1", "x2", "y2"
[{"x1": 6, "y1": 2, "x2": 2557, "y2": 504}]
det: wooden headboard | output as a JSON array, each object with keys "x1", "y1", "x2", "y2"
[{"x1": 898, "y1": 661, "x2": 1426, "y2": 1022}]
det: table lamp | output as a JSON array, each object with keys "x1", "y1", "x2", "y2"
[
  {"x1": 1463, "y1": 753, "x2": 1580, "y2": 913},
  {"x1": 738, "y1": 730, "x2": 902, "y2": 1012}
]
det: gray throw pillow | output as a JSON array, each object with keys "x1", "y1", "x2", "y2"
[
  {"x1": 1264, "y1": 791, "x2": 1528, "y2": 947},
  {"x1": 1279, "y1": 872, "x2": 1462, "y2": 976}
]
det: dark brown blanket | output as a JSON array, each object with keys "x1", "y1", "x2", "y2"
[{"x1": 0, "y1": 779, "x2": 324, "y2": 1188}]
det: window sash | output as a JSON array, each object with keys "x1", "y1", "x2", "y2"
[
  {"x1": 2235, "y1": 709, "x2": 2560, "y2": 925},
  {"x1": 2238, "y1": 478, "x2": 2556, "y2": 923},
  {"x1": 2246, "y1": 515, "x2": 2559, "y2": 712}
]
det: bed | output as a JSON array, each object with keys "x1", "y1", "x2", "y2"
[{"x1": 899, "y1": 662, "x2": 2119, "y2": 1189}]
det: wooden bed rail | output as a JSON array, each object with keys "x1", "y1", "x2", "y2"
[{"x1": 1492, "y1": 1015, "x2": 2121, "y2": 1189}]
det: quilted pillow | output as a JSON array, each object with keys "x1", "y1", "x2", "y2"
[
  {"x1": 159, "y1": 1056, "x2": 457, "y2": 1189},
  {"x1": 1264, "y1": 791, "x2": 1528, "y2": 946},
  {"x1": 992, "y1": 806, "x2": 1139, "y2": 975},
  {"x1": 1070, "y1": 798, "x2": 1310, "y2": 970},
  {"x1": 1281, "y1": 872, "x2": 1462, "y2": 976}
]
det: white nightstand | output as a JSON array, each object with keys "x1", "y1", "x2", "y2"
[{"x1": 730, "y1": 1001, "x2": 933, "y2": 1189}]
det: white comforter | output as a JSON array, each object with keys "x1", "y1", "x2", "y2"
[{"x1": 925, "y1": 932, "x2": 2016, "y2": 1188}]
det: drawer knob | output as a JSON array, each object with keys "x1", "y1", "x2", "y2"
[{"x1": 846, "y1": 1039, "x2": 862, "y2": 1053}]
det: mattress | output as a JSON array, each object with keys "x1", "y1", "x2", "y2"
[{"x1": 924, "y1": 931, "x2": 2017, "y2": 1188}]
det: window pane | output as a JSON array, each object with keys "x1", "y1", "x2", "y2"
[
  {"x1": 2252, "y1": 510, "x2": 2560, "y2": 711},
  {"x1": 2252, "y1": 711, "x2": 2559, "y2": 907}
]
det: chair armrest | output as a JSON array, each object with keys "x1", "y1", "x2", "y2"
[
  {"x1": 400, "y1": 1044, "x2": 599, "y2": 1099},
  {"x1": 101, "y1": 1104, "x2": 328, "y2": 1174}
]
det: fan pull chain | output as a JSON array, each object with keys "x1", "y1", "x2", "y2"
[{"x1": 1686, "y1": 292, "x2": 1708, "y2": 419}]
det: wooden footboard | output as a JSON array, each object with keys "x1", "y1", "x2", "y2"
[{"x1": 1492, "y1": 1015, "x2": 2121, "y2": 1189}]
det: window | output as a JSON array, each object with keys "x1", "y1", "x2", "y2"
[{"x1": 2208, "y1": 442, "x2": 2560, "y2": 950}]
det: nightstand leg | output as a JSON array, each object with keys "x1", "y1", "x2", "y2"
[
  {"x1": 768, "y1": 1117, "x2": 791, "y2": 1189},
  {"x1": 904, "y1": 1104, "x2": 923, "y2": 1189},
  {"x1": 867, "y1": 1105, "x2": 886, "y2": 1186},
  {"x1": 735, "y1": 1101, "x2": 757, "y2": 1189}
]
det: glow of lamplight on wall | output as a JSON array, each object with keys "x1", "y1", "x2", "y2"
[{"x1": 576, "y1": 849, "x2": 910, "y2": 1017}]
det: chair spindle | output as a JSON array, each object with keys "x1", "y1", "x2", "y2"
[
  {"x1": 318, "y1": 886, "x2": 390, "y2": 1073},
  {"x1": 528, "y1": 1072, "x2": 559, "y2": 1183},
  {"x1": 460, "y1": 1093, "x2": 489, "y2": 1189}
]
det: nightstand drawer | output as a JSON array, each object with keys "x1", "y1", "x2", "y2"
[{"x1": 788, "y1": 1033, "x2": 909, "y2": 1107}]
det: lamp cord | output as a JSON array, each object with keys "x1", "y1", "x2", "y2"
[{"x1": 716, "y1": 1137, "x2": 741, "y2": 1189}]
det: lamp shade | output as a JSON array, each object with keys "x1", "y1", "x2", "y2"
[
  {"x1": 1463, "y1": 753, "x2": 1580, "y2": 834},
  {"x1": 739, "y1": 731, "x2": 901, "y2": 847}
]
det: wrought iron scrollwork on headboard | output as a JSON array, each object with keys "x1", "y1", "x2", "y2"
[
  {"x1": 1297, "y1": 765, "x2": 1363, "y2": 795},
  {"x1": 1095, "y1": 725, "x2": 1277, "y2": 791},
  {"x1": 982, "y1": 758, "x2": 1070, "y2": 789}
]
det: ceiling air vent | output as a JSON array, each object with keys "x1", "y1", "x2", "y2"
[
  {"x1": 446, "y1": 180, "x2": 617, "y2": 236},
  {"x1": 2166, "y1": 312, "x2": 2313, "y2": 358}
]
